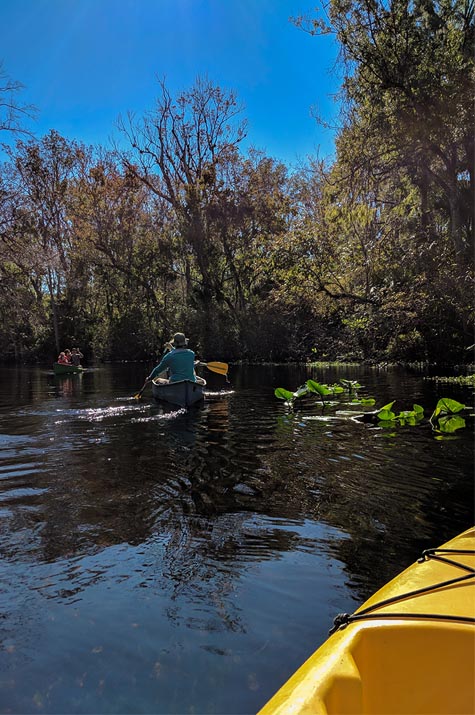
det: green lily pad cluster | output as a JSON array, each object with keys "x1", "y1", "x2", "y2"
[
  {"x1": 376, "y1": 401, "x2": 424, "y2": 426},
  {"x1": 377, "y1": 398, "x2": 469, "y2": 433},
  {"x1": 275, "y1": 378, "x2": 374, "y2": 406},
  {"x1": 429, "y1": 398, "x2": 469, "y2": 433},
  {"x1": 275, "y1": 380, "x2": 470, "y2": 434}
]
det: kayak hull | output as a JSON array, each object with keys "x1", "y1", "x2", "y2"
[
  {"x1": 151, "y1": 379, "x2": 204, "y2": 408},
  {"x1": 53, "y1": 362, "x2": 84, "y2": 374},
  {"x1": 258, "y1": 526, "x2": 475, "y2": 715}
]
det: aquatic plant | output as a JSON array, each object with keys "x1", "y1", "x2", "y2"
[
  {"x1": 339, "y1": 379, "x2": 362, "y2": 394},
  {"x1": 275, "y1": 380, "x2": 470, "y2": 434},
  {"x1": 429, "y1": 398, "x2": 469, "y2": 434},
  {"x1": 275, "y1": 378, "x2": 371, "y2": 408},
  {"x1": 376, "y1": 402, "x2": 425, "y2": 426},
  {"x1": 424, "y1": 375, "x2": 475, "y2": 387},
  {"x1": 375, "y1": 398, "x2": 469, "y2": 433},
  {"x1": 274, "y1": 387, "x2": 303, "y2": 407}
]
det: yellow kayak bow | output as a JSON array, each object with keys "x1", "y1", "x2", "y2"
[{"x1": 259, "y1": 526, "x2": 475, "y2": 715}]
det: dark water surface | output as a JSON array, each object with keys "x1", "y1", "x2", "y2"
[{"x1": 0, "y1": 363, "x2": 473, "y2": 714}]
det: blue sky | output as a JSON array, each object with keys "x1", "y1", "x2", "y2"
[{"x1": 0, "y1": 0, "x2": 341, "y2": 167}]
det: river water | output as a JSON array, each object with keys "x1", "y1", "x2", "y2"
[{"x1": 0, "y1": 363, "x2": 473, "y2": 714}]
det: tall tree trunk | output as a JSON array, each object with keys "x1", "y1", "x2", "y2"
[
  {"x1": 447, "y1": 186, "x2": 465, "y2": 269},
  {"x1": 47, "y1": 269, "x2": 60, "y2": 353}
]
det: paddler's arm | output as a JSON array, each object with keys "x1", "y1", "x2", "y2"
[{"x1": 146, "y1": 343, "x2": 173, "y2": 382}]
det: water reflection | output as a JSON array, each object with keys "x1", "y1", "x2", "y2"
[{"x1": 52, "y1": 373, "x2": 84, "y2": 398}]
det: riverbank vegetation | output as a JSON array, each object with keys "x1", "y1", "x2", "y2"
[{"x1": 0, "y1": 0, "x2": 473, "y2": 365}]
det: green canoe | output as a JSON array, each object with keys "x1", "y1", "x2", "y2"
[{"x1": 53, "y1": 362, "x2": 84, "y2": 375}]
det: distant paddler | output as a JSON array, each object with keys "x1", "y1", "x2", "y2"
[{"x1": 70, "y1": 347, "x2": 84, "y2": 367}]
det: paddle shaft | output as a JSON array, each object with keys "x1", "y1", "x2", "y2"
[
  {"x1": 134, "y1": 344, "x2": 173, "y2": 398},
  {"x1": 134, "y1": 380, "x2": 149, "y2": 399}
]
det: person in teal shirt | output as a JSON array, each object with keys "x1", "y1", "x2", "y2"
[{"x1": 145, "y1": 332, "x2": 206, "y2": 385}]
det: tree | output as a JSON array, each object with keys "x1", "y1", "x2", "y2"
[
  {"x1": 199, "y1": 148, "x2": 293, "y2": 357},
  {"x1": 5, "y1": 131, "x2": 82, "y2": 352},
  {"x1": 118, "y1": 76, "x2": 247, "y2": 350},
  {"x1": 291, "y1": 0, "x2": 474, "y2": 359},
  {"x1": 0, "y1": 63, "x2": 36, "y2": 135},
  {"x1": 70, "y1": 149, "x2": 180, "y2": 358},
  {"x1": 297, "y1": 0, "x2": 474, "y2": 269}
]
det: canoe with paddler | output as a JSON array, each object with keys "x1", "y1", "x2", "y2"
[{"x1": 133, "y1": 331, "x2": 229, "y2": 405}]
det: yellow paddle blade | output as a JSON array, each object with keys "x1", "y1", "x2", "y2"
[
  {"x1": 205, "y1": 361, "x2": 229, "y2": 376},
  {"x1": 134, "y1": 383, "x2": 148, "y2": 399}
]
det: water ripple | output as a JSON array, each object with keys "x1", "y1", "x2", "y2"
[{"x1": 0, "y1": 364, "x2": 472, "y2": 715}]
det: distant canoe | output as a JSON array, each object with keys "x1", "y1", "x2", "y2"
[
  {"x1": 53, "y1": 362, "x2": 84, "y2": 375},
  {"x1": 151, "y1": 379, "x2": 204, "y2": 408}
]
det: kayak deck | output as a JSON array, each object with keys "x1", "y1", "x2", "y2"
[
  {"x1": 151, "y1": 378, "x2": 205, "y2": 408},
  {"x1": 259, "y1": 527, "x2": 475, "y2": 715}
]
